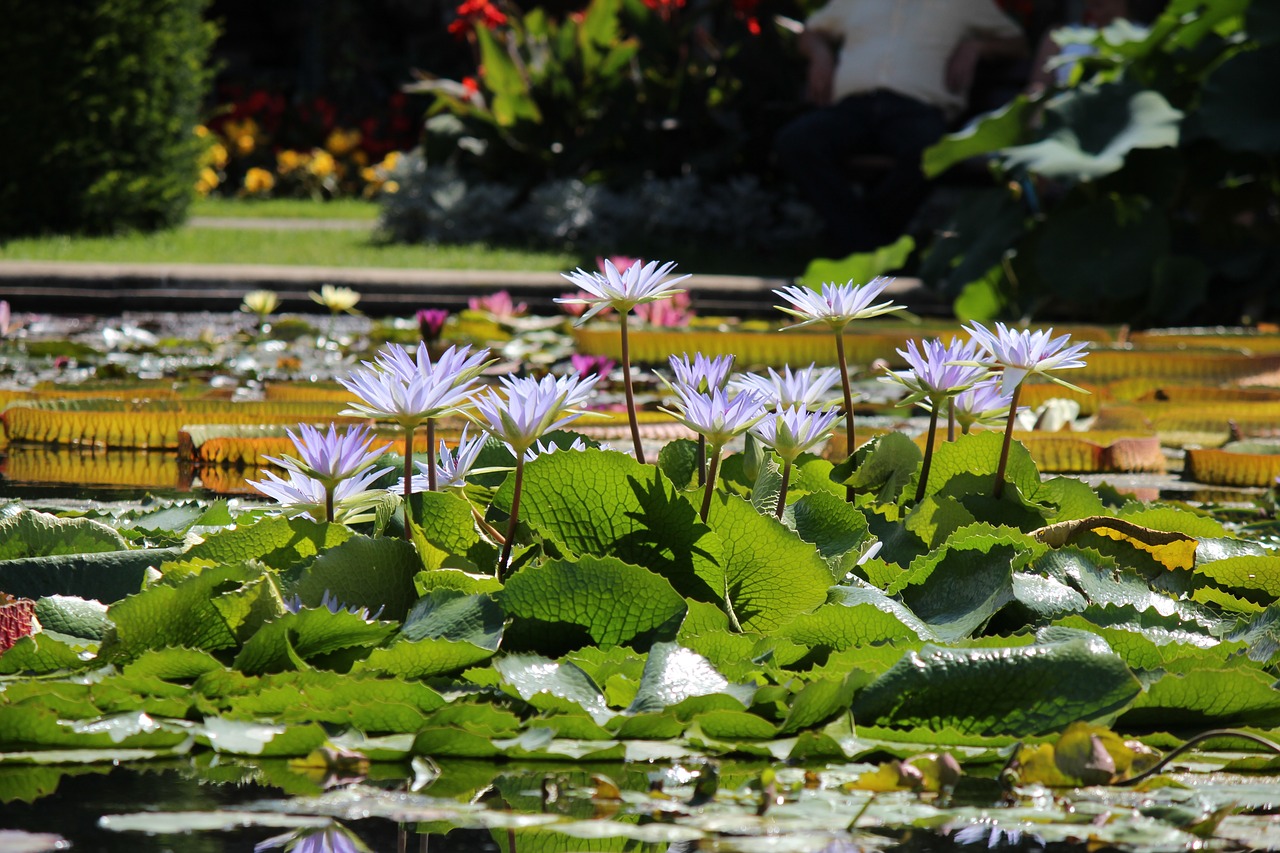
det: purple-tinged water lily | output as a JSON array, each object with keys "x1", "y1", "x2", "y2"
[
  {"x1": 255, "y1": 822, "x2": 371, "y2": 853},
  {"x1": 283, "y1": 591, "x2": 386, "y2": 621},
  {"x1": 668, "y1": 353, "x2": 736, "y2": 485},
  {"x1": 774, "y1": 278, "x2": 905, "y2": 485},
  {"x1": 668, "y1": 353, "x2": 735, "y2": 394},
  {"x1": 471, "y1": 372, "x2": 598, "y2": 578},
  {"x1": 253, "y1": 425, "x2": 392, "y2": 524},
  {"x1": 750, "y1": 406, "x2": 840, "y2": 518},
  {"x1": 953, "y1": 377, "x2": 1017, "y2": 435},
  {"x1": 963, "y1": 322, "x2": 1089, "y2": 393},
  {"x1": 664, "y1": 386, "x2": 767, "y2": 522},
  {"x1": 962, "y1": 322, "x2": 1089, "y2": 498},
  {"x1": 340, "y1": 342, "x2": 491, "y2": 531},
  {"x1": 881, "y1": 337, "x2": 990, "y2": 501},
  {"x1": 558, "y1": 260, "x2": 690, "y2": 463},
  {"x1": 397, "y1": 424, "x2": 487, "y2": 493},
  {"x1": 733, "y1": 364, "x2": 842, "y2": 411}
]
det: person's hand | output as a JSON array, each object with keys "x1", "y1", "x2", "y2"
[
  {"x1": 946, "y1": 39, "x2": 982, "y2": 94},
  {"x1": 806, "y1": 56, "x2": 835, "y2": 106}
]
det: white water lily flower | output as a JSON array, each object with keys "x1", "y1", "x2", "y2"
[
  {"x1": 732, "y1": 364, "x2": 842, "y2": 411},
  {"x1": 471, "y1": 373, "x2": 598, "y2": 456},
  {"x1": 774, "y1": 278, "x2": 904, "y2": 331},
  {"x1": 963, "y1": 321, "x2": 1089, "y2": 392},
  {"x1": 556, "y1": 259, "x2": 690, "y2": 324},
  {"x1": 750, "y1": 405, "x2": 841, "y2": 463},
  {"x1": 668, "y1": 353, "x2": 735, "y2": 394},
  {"x1": 309, "y1": 284, "x2": 361, "y2": 314}
]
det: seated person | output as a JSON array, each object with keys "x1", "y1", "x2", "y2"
[{"x1": 775, "y1": 0, "x2": 1028, "y2": 259}]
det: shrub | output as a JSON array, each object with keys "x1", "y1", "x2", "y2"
[
  {"x1": 921, "y1": 0, "x2": 1280, "y2": 325},
  {"x1": 0, "y1": 0, "x2": 217, "y2": 237}
]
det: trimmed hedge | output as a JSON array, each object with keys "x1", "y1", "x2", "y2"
[{"x1": 0, "y1": 0, "x2": 216, "y2": 237}]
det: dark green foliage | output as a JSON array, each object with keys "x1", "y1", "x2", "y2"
[{"x1": 0, "y1": 0, "x2": 217, "y2": 236}]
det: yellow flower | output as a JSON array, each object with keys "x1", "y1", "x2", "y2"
[
  {"x1": 277, "y1": 149, "x2": 308, "y2": 173},
  {"x1": 381, "y1": 151, "x2": 401, "y2": 171},
  {"x1": 382, "y1": 180, "x2": 400, "y2": 194},
  {"x1": 309, "y1": 284, "x2": 361, "y2": 314},
  {"x1": 325, "y1": 127, "x2": 362, "y2": 158},
  {"x1": 194, "y1": 124, "x2": 211, "y2": 139},
  {"x1": 308, "y1": 149, "x2": 337, "y2": 178},
  {"x1": 243, "y1": 167, "x2": 275, "y2": 196},
  {"x1": 240, "y1": 289, "x2": 280, "y2": 317},
  {"x1": 359, "y1": 166, "x2": 379, "y2": 184},
  {"x1": 210, "y1": 142, "x2": 229, "y2": 169},
  {"x1": 196, "y1": 168, "x2": 220, "y2": 196}
]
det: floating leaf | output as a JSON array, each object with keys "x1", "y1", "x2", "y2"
[
  {"x1": 778, "y1": 584, "x2": 936, "y2": 649},
  {"x1": 232, "y1": 608, "x2": 397, "y2": 675},
  {"x1": 627, "y1": 642, "x2": 755, "y2": 714},
  {"x1": 0, "y1": 547, "x2": 182, "y2": 603},
  {"x1": 851, "y1": 631, "x2": 1142, "y2": 736},
  {"x1": 0, "y1": 509, "x2": 128, "y2": 560}
]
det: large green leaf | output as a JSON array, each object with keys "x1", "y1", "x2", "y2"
[
  {"x1": 99, "y1": 562, "x2": 276, "y2": 663},
  {"x1": 704, "y1": 493, "x2": 833, "y2": 633},
  {"x1": 851, "y1": 630, "x2": 1142, "y2": 736},
  {"x1": 627, "y1": 642, "x2": 756, "y2": 714},
  {"x1": 33, "y1": 595, "x2": 110, "y2": 641},
  {"x1": 231, "y1": 608, "x2": 397, "y2": 675},
  {"x1": 790, "y1": 491, "x2": 871, "y2": 568},
  {"x1": 184, "y1": 516, "x2": 351, "y2": 572},
  {"x1": 0, "y1": 508, "x2": 128, "y2": 559},
  {"x1": 497, "y1": 449, "x2": 723, "y2": 602},
  {"x1": 832, "y1": 432, "x2": 920, "y2": 503},
  {"x1": 292, "y1": 535, "x2": 421, "y2": 622},
  {"x1": 495, "y1": 654, "x2": 613, "y2": 724},
  {"x1": 408, "y1": 490, "x2": 497, "y2": 574},
  {"x1": 353, "y1": 636, "x2": 495, "y2": 679},
  {"x1": 924, "y1": 95, "x2": 1034, "y2": 178},
  {"x1": 1122, "y1": 663, "x2": 1280, "y2": 729},
  {"x1": 499, "y1": 556, "x2": 686, "y2": 647},
  {"x1": 0, "y1": 546, "x2": 182, "y2": 604},
  {"x1": 1001, "y1": 86, "x2": 1182, "y2": 180},
  {"x1": 894, "y1": 535, "x2": 1021, "y2": 641},
  {"x1": 778, "y1": 584, "x2": 936, "y2": 649},
  {"x1": 401, "y1": 589, "x2": 505, "y2": 649}
]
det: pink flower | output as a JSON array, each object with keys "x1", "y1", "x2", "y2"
[
  {"x1": 415, "y1": 308, "x2": 449, "y2": 342},
  {"x1": 596, "y1": 255, "x2": 640, "y2": 274},
  {"x1": 634, "y1": 290, "x2": 693, "y2": 327},
  {"x1": 468, "y1": 290, "x2": 528, "y2": 321},
  {"x1": 570, "y1": 353, "x2": 616, "y2": 378}
]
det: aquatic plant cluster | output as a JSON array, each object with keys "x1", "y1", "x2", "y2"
[{"x1": 3, "y1": 279, "x2": 1280, "y2": 850}]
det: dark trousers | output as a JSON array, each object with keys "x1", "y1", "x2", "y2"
[{"x1": 775, "y1": 89, "x2": 947, "y2": 258}]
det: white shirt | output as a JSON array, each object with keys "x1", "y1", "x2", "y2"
[{"x1": 807, "y1": 0, "x2": 1023, "y2": 116}]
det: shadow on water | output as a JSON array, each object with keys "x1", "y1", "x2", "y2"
[{"x1": 2, "y1": 765, "x2": 500, "y2": 853}]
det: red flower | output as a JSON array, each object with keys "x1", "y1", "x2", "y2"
[
  {"x1": 461, "y1": 76, "x2": 480, "y2": 95},
  {"x1": 732, "y1": 0, "x2": 762, "y2": 34},
  {"x1": 449, "y1": 0, "x2": 508, "y2": 39}
]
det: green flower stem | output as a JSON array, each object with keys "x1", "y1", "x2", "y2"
[
  {"x1": 947, "y1": 399, "x2": 956, "y2": 441},
  {"x1": 403, "y1": 428, "x2": 414, "y2": 538},
  {"x1": 775, "y1": 459, "x2": 793, "y2": 520},
  {"x1": 619, "y1": 310, "x2": 645, "y2": 464},
  {"x1": 700, "y1": 445, "x2": 723, "y2": 523},
  {"x1": 324, "y1": 484, "x2": 335, "y2": 525},
  {"x1": 697, "y1": 435, "x2": 706, "y2": 486},
  {"x1": 835, "y1": 331, "x2": 856, "y2": 501},
  {"x1": 915, "y1": 406, "x2": 940, "y2": 504},
  {"x1": 426, "y1": 419, "x2": 438, "y2": 493},
  {"x1": 498, "y1": 457, "x2": 526, "y2": 580},
  {"x1": 993, "y1": 382, "x2": 1023, "y2": 500}
]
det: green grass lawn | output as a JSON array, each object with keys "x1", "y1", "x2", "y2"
[
  {"x1": 1, "y1": 197, "x2": 810, "y2": 276},
  {"x1": 0, "y1": 227, "x2": 580, "y2": 271},
  {"x1": 190, "y1": 197, "x2": 381, "y2": 220}
]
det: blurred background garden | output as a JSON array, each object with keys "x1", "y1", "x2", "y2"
[{"x1": 0, "y1": 0, "x2": 1276, "y2": 324}]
